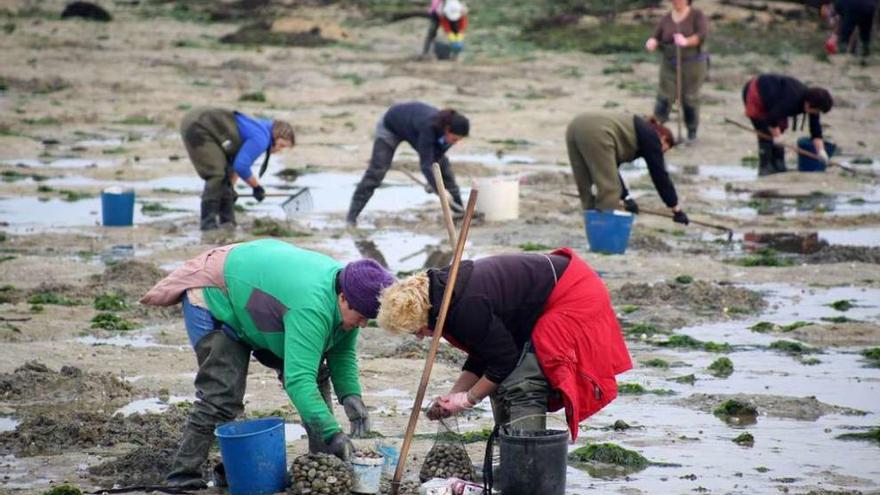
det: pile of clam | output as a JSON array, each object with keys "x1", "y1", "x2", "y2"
[
  {"x1": 418, "y1": 443, "x2": 476, "y2": 482},
  {"x1": 288, "y1": 453, "x2": 353, "y2": 495}
]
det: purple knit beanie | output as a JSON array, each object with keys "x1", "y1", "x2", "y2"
[{"x1": 341, "y1": 259, "x2": 395, "y2": 319}]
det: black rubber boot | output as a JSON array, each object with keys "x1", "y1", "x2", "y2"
[
  {"x1": 199, "y1": 199, "x2": 220, "y2": 231},
  {"x1": 758, "y1": 141, "x2": 774, "y2": 177},
  {"x1": 684, "y1": 104, "x2": 698, "y2": 141},
  {"x1": 165, "y1": 426, "x2": 214, "y2": 489},
  {"x1": 653, "y1": 98, "x2": 670, "y2": 123},
  {"x1": 218, "y1": 185, "x2": 237, "y2": 227},
  {"x1": 772, "y1": 144, "x2": 787, "y2": 174}
]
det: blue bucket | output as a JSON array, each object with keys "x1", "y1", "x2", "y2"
[
  {"x1": 797, "y1": 137, "x2": 836, "y2": 172},
  {"x1": 101, "y1": 187, "x2": 135, "y2": 226},
  {"x1": 584, "y1": 210, "x2": 634, "y2": 254},
  {"x1": 215, "y1": 417, "x2": 287, "y2": 495}
]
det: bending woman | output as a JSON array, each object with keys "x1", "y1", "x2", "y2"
[
  {"x1": 565, "y1": 112, "x2": 689, "y2": 225},
  {"x1": 377, "y1": 249, "x2": 632, "y2": 436}
]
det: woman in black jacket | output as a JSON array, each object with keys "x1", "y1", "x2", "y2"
[
  {"x1": 346, "y1": 101, "x2": 469, "y2": 227},
  {"x1": 742, "y1": 74, "x2": 834, "y2": 176}
]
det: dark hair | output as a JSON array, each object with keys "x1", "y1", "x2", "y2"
[
  {"x1": 272, "y1": 120, "x2": 295, "y2": 145},
  {"x1": 645, "y1": 115, "x2": 676, "y2": 148},
  {"x1": 805, "y1": 88, "x2": 833, "y2": 113},
  {"x1": 434, "y1": 109, "x2": 470, "y2": 137}
]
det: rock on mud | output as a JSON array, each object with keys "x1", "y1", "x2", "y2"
[
  {"x1": 614, "y1": 280, "x2": 766, "y2": 314},
  {"x1": 0, "y1": 361, "x2": 134, "y2": 408},
  {"x1": 380, "y1": 340, "x2": 465, "y2": 366},
  {"x1": 805, "y1": 245, "x2": 880, "y2": 265},
  {"x1": 676, "y1": 393, "x2": 864, "y2": 422}
]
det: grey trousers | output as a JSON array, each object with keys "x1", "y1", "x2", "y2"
[
  {"x1": 490, "y1": 345, "x2": 552, "y2": 433},
  {"x1": 347, "y1": 119, "x2": 461, "y2": 223}
]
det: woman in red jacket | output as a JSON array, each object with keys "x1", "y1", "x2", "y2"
[{"x1": 376, "y1": 249, "x2": 631, "y2": 438}]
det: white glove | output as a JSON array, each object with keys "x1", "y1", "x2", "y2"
[
  {"x1": 645, "y1": 38, "x2": 658, "y2": 51},
  {"x1": 818, "y1": 149, "x2": 830, "y2": 164},
  {"x1": 673, "y1": 33, "x2": 688, "y2": 47}
]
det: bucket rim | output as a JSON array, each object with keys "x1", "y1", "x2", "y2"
[
  {"x1": 351, "y1": 455, "x2": 385, "y2": 466},
  {"x1": 214, "y1": 416, "x2": 285, "y2": 439},
  {"x1": 498, "y1": 428, "x2": 569, "y2": 441}
]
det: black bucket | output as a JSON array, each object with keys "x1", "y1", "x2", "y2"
[{"x1": 497, "y1": 429, "x2": 568, "y2": 495}]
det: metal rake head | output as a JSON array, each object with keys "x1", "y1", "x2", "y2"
[{"x1": 281, "y1": 187, "x2": 313, "y2": 219}]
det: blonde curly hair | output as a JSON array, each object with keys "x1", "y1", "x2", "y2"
[{"x1": 377, "y1": 272, "x2": 431, "y2": 334}]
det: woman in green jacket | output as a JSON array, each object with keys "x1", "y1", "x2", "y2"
[{"x1": 141, "y1": 239, "x2": 395, "y2": 488}]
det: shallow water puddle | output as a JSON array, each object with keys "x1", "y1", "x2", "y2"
[
  {"x1": 294, "y1": 172, "x2": 431, "y2": 213},
  {"x1": 2, "y1": 157, "x2": 118, "y2": 169},
  {"x1": 114, "y1": 396, "x2": 192, "y2": 416},
  {"x1": 696, "y1": 164, "x2": 759, "y2": 181},
  {"x1": 818, "y1": 227, "x2": 880, "y2": 247},
  {"x1": 74, "y1": 334, "x2": 168, "y2": 348},
  {"x1": 316, "y1": 231, "x2": 449, "y2": 272},
  {"x1": 573, "y1": 404, "x2": 880, "y2": 493},
  {"x1": 285, "y1": 422, "x2": 307, "y2": 442},
  {"x1": 372, "y1": 388, "x2": 410, "y2": 398},
  {"x1": 448, "y1": 152, "x2": 537, "y2": 166},
  {"x1": 0, "y1": 417, "x2": 19, "y2": 433}
]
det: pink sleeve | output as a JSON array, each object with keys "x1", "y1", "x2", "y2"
[{"x1": 429, "y1": 0, "x2": 442, "y2": 13}]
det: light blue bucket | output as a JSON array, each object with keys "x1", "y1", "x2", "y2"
[
  {"x1": 214, "y1": 417, "x2": 287, "y2": 495},
  {"x1": 351, "y1": 454, "x2": 384, "y2": 494},
  {"x1": 376, "y1": 443, "x2": 399, "y2": 477}
]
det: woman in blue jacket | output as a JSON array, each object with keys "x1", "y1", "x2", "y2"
[{"x1": 181, "y1": 108, "x2": 295, "y2": 230}]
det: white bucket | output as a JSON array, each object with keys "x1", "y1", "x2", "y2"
[
  {"x1": 474, "y1": 177, "x2": 519, "y2": 221},
  {"x1": 351, "y1": 455, "x2": 384, "y2": 494}
]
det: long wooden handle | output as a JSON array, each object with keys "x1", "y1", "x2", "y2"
[
  {"x1": 722, "y1": 118, "x2": 865, "y2": 176},
  {"x1": 432, "y1": 162, "x2": 457, "y2": 249},
  {"x1": 675, "y1": 44, "x2": 683, "y2": 143},
  {"x1": 390, "y1": 191, "x2": 479, "y2": 495},
  {"x1": 638, "y1": 206, "x2": 733, "y2": 240}
]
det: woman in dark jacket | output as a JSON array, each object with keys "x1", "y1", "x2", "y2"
[
  {"x1": 346, "y1": 101, "x2": 469, "y2": 227},
  {"x1": 377, "y1": 249, "x2": 632, "y2": 437},
  {"x1": 742, "y1": 73, "x2": 834, "y2": 176},
  {"x1": 566, "y1": 112, "x2": 689, "y2": 225}
]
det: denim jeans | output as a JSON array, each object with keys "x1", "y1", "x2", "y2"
[{"x1": 181, "y1": 292, "x2": 239, "y2": 348}]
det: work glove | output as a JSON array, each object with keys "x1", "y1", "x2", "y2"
[
  {"x1": 322, "y1": 432, "x2": 355, "y2": 461},
  {"x1": 437, "y1": 392, "x2": 474, "y2": 417},
  {"x1": 252, "y1": 185, "x2": 266, "y2": 202},
  {"x1": 672, "y1": 210, "x2": 690, "y2": 225},
  {"x1": 645, "y1": 37, "x2": 658, "y2": 51},
  {"x1": 673, "y1": 33, "x2": 688, "y2": 47},
  {"x1": 818, "y1": 149, "x2": 830, "y2": 164},
  {"x1": 342, "y1": 395, "x2": 371, "y2": 438},
  {"x1": 449, "y1": 198, "x2": 464, "y2": 214},
  {"x1": 426, "y1": 397, "x2": 453, "y2": 421},
  {"x1": 623, "y1": 197, "x2": 639, "y2": 215}
]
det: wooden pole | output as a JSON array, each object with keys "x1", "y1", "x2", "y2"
[
  {"x1": 675, "y1": 43, "x2": 684, "y2": 143},
  {"x1": 389, "y1": 191, "x2": 479, "y2": 495},
  {"x1": 722, "y1": 118, "x2": 868, "y2": 176},
  {"x1": 432, "y1": 162, "x2": 458, "y2": 249}
]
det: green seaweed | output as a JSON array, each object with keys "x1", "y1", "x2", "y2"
[
  {"x1": 861, "y1": 348, "x2": 880, "y2": 368},
  {"x1": 732, "y1": 432, "x2": 754, "y2": 446},
  {"x1": 781, "y1": 321, "x2": 811, "y2": 332},
  {"x1": 829, "y1": 299, "x2": 855, "y2": 312},
  {"x1": 618, "y1": 304, "x2": 639, "y2": 315},
  {"x1": 251, "y1": 218, "x2": 311, "y2": 238},
  {"x1": 623, "y1": 322, "x2": 667, "y2": 337},
  {"x1": 671, "y1": 374, "x2": 696, "y2": 385},
  {"x1": 641, "y1": 358, "x2": 669, "y2": 369},
  {"x1": 617, "y1": 382, "x2": 674, "y2": 396},
  {"x1": 568, "y1": 443, "x2": 649, "y2": 469},
  {"x1": 713, "y1": 399, "x2": 758, "y2": 418},
  {"x1": 729, "y1": 248, "x2": 795, "y2": 267},
  {"x1": 41, "y1": 485, "x2": 82, "y2": 495},
  {"x1": 658, "y1": 335, "x2": 731, "y2": 353},
  {"x1": 141, "y1": 202, "x2": 187, "y2": 216},
  {"x1": 768, "y1": 340, "x2": 817, "y2": 355},
  {"x1": 820, "y1": 316, "x2": 859, "y2": 324},
  {"x1": 59, "y1": 189, "x2": 94, "y2": 202},
  {"x1": 835, "y1": 428, "x2": 880, "y2": 444},
  {"x1": 707, "y1": 357, "x2": 734, "y2": 378},
  {"x1": 0, "y1": 255, "x2": 15, "y2": 263},
  {"x1": 674, "y1": 275, "x2": 693, "y2": 284},
  {"x1": 27, "y1": 291, "x2": 78, "y2": 306},
  {"x1": 749, "y1": 321, "x2": 775, "y2": 333},
  {"x1": 91, "y1": 312, "x2": 137, "y2": 331},
  {"x1": 93, "y1": 293, "x2": 128, "y2": 311},
  {"x1": 115, "y1": 115, "x2": 155, "y2": 125},
  {"x1": 518, "y1": 242, "x2": 554, "y2": 252},
  {"x1": 239, "y1": 91, "x2": 266, "y2": 102}
]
